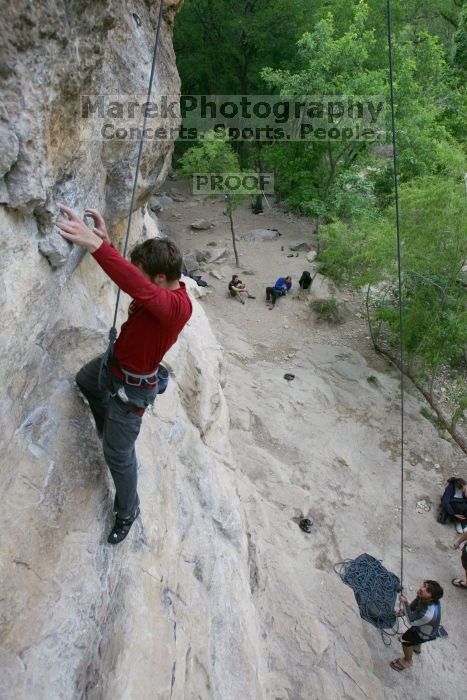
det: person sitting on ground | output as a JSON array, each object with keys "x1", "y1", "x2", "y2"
[
  {"x1": 390, "y1": 580, "x2": 443, "y2": 671},
  {"x1": 451, "y1": 530, "x2": 467, "y2": 589},
  {"x1": 265, "y1": 275, "x2": 292, "y2": 309},
  {"x1": 252, "y1": 194, "x2": 263, "y2": 215},
  {"x1": 228, "y1": 274, "x2": 255, "y2": 304},
  {"x1": 438, "y1": 477, "x2": 467, "y2": 532}
]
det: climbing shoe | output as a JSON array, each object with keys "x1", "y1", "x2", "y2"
[
  {"x1": 107, "y1": 506, "x2": 140, "y2": 545},
  {"x1": 299, "y1": 517, "x2": 313, "y2": 533}
]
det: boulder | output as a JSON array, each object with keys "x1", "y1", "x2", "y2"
[
  {"x1": 182, "y1": 251, "x2": 200, "y2": 274},
  {"x1": 241, "y1": 228, "x2": 280, "y2": 242},
  {"x1": 168, "y1": 188, "x2": 185, "y2": 202},
  {"x1": 289, "y1": 240, "x2": 312, "y2": 252},
  {"x1": 209, "y1": 247, "x2": 228, "y2": 263},
  {"x1": 191, "y1": 219, "x2": 214, "y2": 230},
  {"x1": 310, "y1": 273, "x2": 338, "y2": 300},
  {"x1": 306, "y1": 251, "x2": 317, "y2": 263},
  {"x1": 195, "y1": 249, "x2": 211, "y2": 263},
  {"x1": 148, "y1": 194, "x2": 174, "y2": 212}
]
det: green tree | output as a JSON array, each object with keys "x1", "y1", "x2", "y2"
[
  {"x1": 178, "y1": 130, "x2": 253, "y2": 266},
  {"x1": 174, "y1": 0, "x2": 313, "y2": 95},
  {"x1": 319, "y1": 175, "x2": 467, "y2": 402},
  {"x1": 259, "y1": 2, "x2": 386, "y2": 229}
]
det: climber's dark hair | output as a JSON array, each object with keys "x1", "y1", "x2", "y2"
[
  {"x1": 130, "y1": 238, "x2": 182, "y2": 282},
  {"x1": 447, "y1": 477, "x2": 466, "y2": 489},
  {"x1": 424, "y1": 580, "x2": 443, "y2": 602}
]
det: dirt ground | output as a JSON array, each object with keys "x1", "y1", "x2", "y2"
[{"x1": 160, "y1": 177, "x2": 465, "y2": 700}]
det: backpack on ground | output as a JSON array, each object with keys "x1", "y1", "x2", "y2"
[{"x1": 299, "y1": 271, "x2": 312, "y2": 289}]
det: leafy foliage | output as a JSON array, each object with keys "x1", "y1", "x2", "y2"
[
  {"x1": 174, "y1": 0, "x2": 466, "y2": 428},
  {"x1": 318, "y1": 176, "x2": 467, "y2": 374}
]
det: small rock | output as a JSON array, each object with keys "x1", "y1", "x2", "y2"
[
  {"x1": 415, "y1": 499, "x2": 431, "y2": 513},
  {"x1": 209, "y1": 270, "x2": 223, "y2": 280},
  {"x1": 207, "y1": 241, "x2": 217, "y2": 247},
  {"x1": 306, "y1": 251, "x2": 317, "y2": 263},
  {"x1": 241, "y1": 269, "x2": 255, "y2": 275},
  {"x1": 283, "y1": 324, "x2": 289, "y2": 329}
]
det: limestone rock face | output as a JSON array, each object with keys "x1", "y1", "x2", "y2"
[
  {"x1": 1, "y1": 0, "x2": 182, "y2": 264},
  {"x1": 2, "y1": 3, "x2": 265, "y2": 699}
]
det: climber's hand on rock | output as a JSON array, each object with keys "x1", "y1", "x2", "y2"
[
  {"x1": 85, "y1": 209, "x2": 110, "y2": 245},
  {"x1": 56, "y1": 205, "x2": 103, "y2": 253}
]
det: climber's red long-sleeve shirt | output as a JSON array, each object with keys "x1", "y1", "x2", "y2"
[{"x1": 92, "y1": 242, "x2": 192, "y2": 375}]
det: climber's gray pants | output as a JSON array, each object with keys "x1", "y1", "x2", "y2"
[{"x1": 76, "y1": 355, "x2": 157, "y2": 519}]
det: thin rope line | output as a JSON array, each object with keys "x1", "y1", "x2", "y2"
[
  {"x1": 386, "y1": 0, "x2": 405, "y2": 587},
  {"x1": 112, "y1": 0, "x2": 165, "y2": 327}
]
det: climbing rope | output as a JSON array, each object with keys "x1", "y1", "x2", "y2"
[
  {"x1": 334, "y1": 554, "x2": 402, "y2": 631},
  {"x1": 386, "y1": 0, "x2": 405, "y2": 588},
  {"x1": 333, "y1": 2, "x2": 407, "y2": 641},
  {"x1": 99, "y1": 0, "x2": 165, "y2": 388}
]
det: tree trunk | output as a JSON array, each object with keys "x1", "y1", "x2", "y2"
[{"x1": 226, "y1": 195, "x2": 240, "y2": 267}]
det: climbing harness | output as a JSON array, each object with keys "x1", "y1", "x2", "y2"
[
  {"x1": 98, "y1": 0, "x2": 165, "y2": 389},
  {"x1": 333, "y1": 0, "x2": 407, "y2": 644}
]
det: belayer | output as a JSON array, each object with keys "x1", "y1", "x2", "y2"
[
  {"x1": 390, "y1": 580, "x2": 444, "y2": 671},
  {"x1": 57, "y1": 205, "x2": 192, "y2": 544}
]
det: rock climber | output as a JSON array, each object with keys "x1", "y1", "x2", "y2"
[
  {"x1": 228, "y1": 274, "x2": 255, "y2": 304},
  {"x1": 265, "y1": 275, "x2": 292, "y2": 309},
  {"x1": 390, "y1": 580, "x2": 443, "y2": 671},
  {"x1": 56, "y1": 205, "x2": 192, "y2": 544}
]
